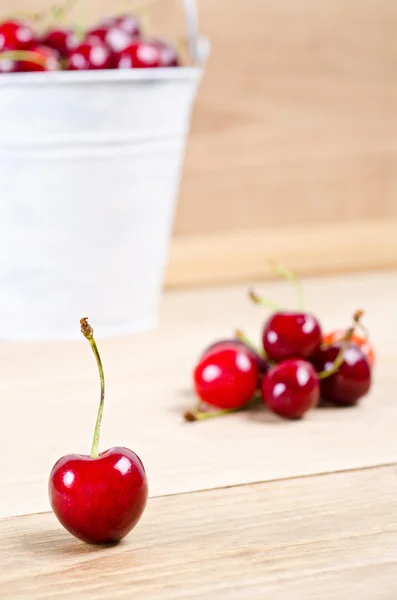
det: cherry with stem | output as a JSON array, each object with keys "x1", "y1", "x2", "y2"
[{"x1": 48, "y1": 318, "x2": 148, "y2": 545}]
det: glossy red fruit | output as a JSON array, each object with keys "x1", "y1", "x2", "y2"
[
  {"x1": 262, "y1": 311, "x2": 322, "y2": 362},
  {"x1": 50, "y1": 318, "x2": 148, "y2": 545},
  {"x1": 312, "y1": 344, "x2": 371, "y2": 406},
  {"x1": 153, "y1": 39, "x2": 180, "y2": 67},
  {"x1": 0, "y1": 57, "x2": 19, "y2": 73},
  {"x1": 99, "y1": 14, "x2": 140, "y2": 37},
  {"x1": 261, "y1": 359, "x2": 320, "y2": 419},
  {"x1": 202, "y1": 339, "x2": 269, "y2": 378},
  {"x1": 41, "y1": 27, "x2": 79, "y2": 57},
  {"x1": 19, "y1": 45, "x2": 61, "y2": 72},
  {"x1": 85, "y1": 25, "x2": 133, "y2": 54},
  {"x1": 322, "y1": 330, "x2": 375, "y2": 367},
  {"x1": 0, "y1": 20, "x2": 36, "y2": 51},
  {"x1": 67, "y1": 42, "x2": 113, "y2": 70},
  {"x1": 194, "y1": 346, "x2": 259, "y2": 410},
  {"x1": 49, "y1": 447, "x2": 148, "y2": 545},
  {"x1": 116, "y1": 39, "x2": 161, "y2": 69}
]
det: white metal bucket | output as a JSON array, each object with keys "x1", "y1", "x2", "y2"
[{"x1": 0, "y1": 22, "x2": 208, "y2": 341}]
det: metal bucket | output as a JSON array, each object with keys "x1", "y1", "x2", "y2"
[{"x1": 0, "y1": 3, "x2": 208, "y2": 341}]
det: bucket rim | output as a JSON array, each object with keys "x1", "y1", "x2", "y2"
[{"x1": 0, "y1": 64, "x2": 204, "y2": 86}]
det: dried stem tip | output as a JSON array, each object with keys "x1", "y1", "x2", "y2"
[
  {"x1": 183, "y1": 411, "x2": 197, "y2": 422},
  {"x1": 248, "y1": 289, "x2": 261, "y2": 304},
  {"x1": 354, "y1": 309, "x2": 364, "y2": 323},
  {"x1": 80, "y1": 317, "x2": 94, "y2": 340}
]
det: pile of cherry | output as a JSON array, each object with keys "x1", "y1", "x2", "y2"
[
  {"x1": 0, "y1": 12, "x2": 180, "y2": 73},
  {"x1": 184, "y1": 281, "x2": 375, "y2": 423}
]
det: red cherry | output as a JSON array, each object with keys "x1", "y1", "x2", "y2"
[
  {"x1": 41, "y1": 27, "x2": 79, "y2": 57},
  {"x1": 67, "y1": 42, "x2": 113, "y2": 71},
  {"x1": 19, "y1": 45, "x2": 61, "y2": 72},
  {"x1": 322, "y1": 329, "x2": 375, "y2": 367},
  {"x1": 116, "y1": 40, "x2": 161, "y2": 69},
  {"x1": 49, "y1": 318, "x2": 148, "y2": 545},
  {"x1": 99, "y1": 15, "x2": 141, "y2": 37},
  {"x1": 202, "y1": 339, "x2": 269, "y2": 378},
  {"x1": 312, "y1": 343, "x2": 372, "y2": 406},
  {"x1": 193, "y1": 346, "x2": 259, "y2": 410},
  {"x1": 0, "y1": 20, "x2": 36, "y2": 51},
  {"x1": 0, "y1": 56, "x2": 19, "y2": 73},
  {"x1": 153, "y1": 39, "x2": 180, "y2": 67},
  {"x1": 262, "y1": 311, "x2": 322, "y2": 362},
  {"x1": 49, "y1": 447, "x2": 148, "y2": 545},
  {"x1": 261, "y1": 359, "x2": 320, "y2": 419},
  {"x1": 85, "y1": 25, "x2": 133, "y2": 54}
]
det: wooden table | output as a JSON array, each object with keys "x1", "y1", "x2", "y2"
[{"x1": 1, "y1": 270, "x2": 397, "y2": 599}]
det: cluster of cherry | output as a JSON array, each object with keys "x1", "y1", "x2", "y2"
[
  {"x1": 185, "y1": 271, "x2": 374, "y2": 423},
  {"x1": 0, "y1": 11, "x2": 179, "y2": 73}
]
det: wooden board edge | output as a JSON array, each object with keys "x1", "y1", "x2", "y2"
[{"x1": 165, "y1": 217, "x2": 397, "y2": 288}]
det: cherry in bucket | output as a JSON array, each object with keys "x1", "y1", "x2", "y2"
[
  {"x1": 67, "y1": 41, "x2": 113, "y2": 70},
  {"x1": 41, "y1": 26, "x2": 79, "y2": 57},
  {"x1": 49, "y1": 318, "x2": 148, "y2": 545},
  {"x1": 19, "y1": 45, "x2": 61, "y2": 72},
  {"x1": 0, "y1": 4, "x2": 182, "y2": 73},
  {"x1": 99, "y1": 15, "x2": 141, "y2": 37},
  {"x1": 0, "y1": 20, "x2": 36, "y2": 51},
  {"x1": 85, "y1": 24, "x2": 133, "y2": 55}
]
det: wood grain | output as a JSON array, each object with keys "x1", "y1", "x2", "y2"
[
  {"x1": 177, "y1": 0, "x2": 397, "y2": 235},
  {"x1": 1, "y1": 466, "x2": 397, "y2": 599},
  {"x1": 0, "y1": 270, "x2": 396, "y2": 519},
  {"x1": 166, "y1": 216, "x2": 397, "y2": 287}
]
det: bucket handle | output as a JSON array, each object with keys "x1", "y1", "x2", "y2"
[{"x1": 182, "y1": 0, "x2": 201, "y2": 65}]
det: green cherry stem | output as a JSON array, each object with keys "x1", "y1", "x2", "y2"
[
  {"x1": 80, "y1": 317, "x2": 105, "y2": 459},
  {"x1": 234, "y1": 328, "x2": 262, "y2": 355},
  {"x1": 268, "y1": 260, "x2": 305, "y2": 310},
  {"x1": 352, "y1": 309, "x2": 370, "y2": 339},
  {"x1": 248, "y1": 289, "x2": 281, "y2": 311},
  {"x1": 184, "y1": 407, "x2": 238, "y2": 422},
  {"x1": 317, "y1": 324, "x2": 356, "y2": 381},
  {"x1": 184, "y1": 394, "x2": 261, "y2": 423},
  {"x1": 0, "y1": 50, "x2": 47, "y2": 68}
]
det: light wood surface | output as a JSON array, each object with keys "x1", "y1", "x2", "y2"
[
  {"x1": 0, "y1": 269, "x2": 396, "y2": 518},
  {"x1": 0, "y1": 270, "x2": 396, "y2": 597},
  {"x1": 2, "y1": 466, "x2": 397, "y2": 599}
]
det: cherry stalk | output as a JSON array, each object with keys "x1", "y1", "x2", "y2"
[
  {"x1": 184, "y1": 395, "x2": 261, "y2": 423},
  {"x1": 80, "y1": 317, "x2": 105, "y2": 459}
]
